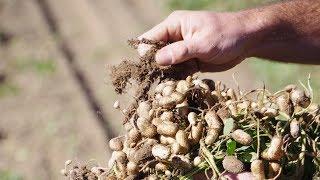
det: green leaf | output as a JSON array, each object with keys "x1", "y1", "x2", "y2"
[
  {"x1": 223, "y1": 118, "x2": 235, "y2": 135},
  {"x1": 226, "y1": 140, "x2": 236, "y2": 155}
]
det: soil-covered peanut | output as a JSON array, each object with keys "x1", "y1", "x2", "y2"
[
  {"x1": 152, "y1": 144, "x2": 170, "y2": 160},
  {"x1": 136, "y1": 117, "x2": 150, "y2": 130},
  {"x1": 217, "y1": 106, "x2": 230, "y2": 121},
  {"x1": 140, "y1": 123, "x2": 157, "y2": 138},
  {"x1": 290, "y1": 119, "x2": 300, "y2": 138},
  {"x1": 222, "y1": 156, "x2": 244, "y2": 174},
  {"x1": 171, "y1": 155, "x2": 192, "y2": 171},
  {"x1": 276, "y1": 93, "x2": 294, "y2": 116},
  {"x1": 264, "y1": 108, "x2": 279, "y2": 118},
  {"x1": 204, "y1": 110, "x2": 222, "y2": 130},
  {"x1": 175, "y1": 130, "x2": 189, "y2": 149},
  {"x1": 155, "y1": 83, "x2": 166, "y2": 94},
  {"x1": 290, "y1": 89, "x2": 311, "y2": 108},
  {"x1": 268, "y1": 162, "x2": 281, "y2": 178},
  {"x1": 190, "y1": 122, "x2": 203, "y2": 144},
  {"x1": 109, "y1": 136, "x2": 124, "y2": 151},
  {"x1": 187, "y1": 112, "x2": 197, "y2": 125},
  {"x1": 157, "y1": 121, "x2": 178, "y2": 136},
  {"x1": 262, "y1": 136, "x2": 284, "y2": 161},
  {"x1": 284, "y1": 84, "x2": 297, "y2": 92},
  {"x1": 176, "y1": 80, "x2": 191, "y2": 94},
  {"x1": 137, "y1": 101, "x2": 151, "y2": 119},
  {"x1": 128, "y1": 139, "x2": 157, "y2": 163},
  {"x1": 162, "y1": 85, "x2": 175, "y2": 96},
  {"x1": 128, "y1": 128, "x2": 141, "y2": 143},
  {"x1": 151, "y1": 118, "x2": 162, "y2": 127},
  {"x1": 204, "y1": 129, "x2": 219, "y2": 145},
  {"x1": 204, "y1": 134, "x2": 217, "y2": 146},
  {"x1": 251, "y1": 159, "x2": 265, "y2": 180},
  {"x1": 176, "y1": 100, "x2": 189, "y2": 116},
  {"x1": 127, "y1": 161, "x2": 139, "y2": 175},
  {"x1": 170, "y1": 91, "x2": 185, "y2": 104},
  {"x1": 231, "y1": 129, "x2": 252, "y2": 145},
  {"x1": 193, "y1": 156, "x2": 202, "y2": 166},
  {"x1": 158, "y1": 96, "x2": 176, "y2": 109},
  {"x1": 171, "y1": 141, "x2": 187, "y2": 154},
  {"x1": 160, "y1": 135, "x2": 175, "y2": 145},
  {"x1": 160, "y1": 111, "x2": 174, "y2": 122}
]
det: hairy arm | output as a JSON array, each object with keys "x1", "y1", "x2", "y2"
[{"x1": 246, "y1": 0, "x2": 320, "y2": 64}]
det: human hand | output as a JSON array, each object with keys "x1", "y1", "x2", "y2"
[{"x1": 138, "y1": 10, "x2": 261, "y2": 72}]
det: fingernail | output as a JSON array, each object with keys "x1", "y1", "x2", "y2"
[{"x1": 155, "y1": 48, "x2": 172, "y2": 65}]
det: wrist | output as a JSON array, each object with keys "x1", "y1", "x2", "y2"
[{"x1": 235, "y1": 7, "x2": 281, "y2": 58}]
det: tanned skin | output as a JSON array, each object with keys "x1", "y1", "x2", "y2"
[
  {"x1": 138, "y1": 0, "x2": 320, "y2": 72},
  {"x1": 248, "y1": 0, "x2": 320, "y2": 64}
]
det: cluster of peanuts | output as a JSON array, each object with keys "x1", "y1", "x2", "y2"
[{"x1": 63, "y1": 75, "x2": 320, "y2": 180}]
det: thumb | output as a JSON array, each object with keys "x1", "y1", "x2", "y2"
[{"x1": 155, "y1": 40, "x2": 194, "y2": 66}]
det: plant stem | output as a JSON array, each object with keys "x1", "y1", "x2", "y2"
[
  {"x1": 257, "y1": 115, "x2": 261, "y2": 156},
  {"x1": 179, "y1": 161, "x2": 208, "y2": 180},
  {"x1": 200, "y1": 140, "x2": 222, "y2": 178},
  {"x1": 211, "y1": 138, "x2": 229, "y2": 153}
]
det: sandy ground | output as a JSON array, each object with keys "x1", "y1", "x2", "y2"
[{"x1": 0, "y1": 0, "x2": 255, "y2": 179}]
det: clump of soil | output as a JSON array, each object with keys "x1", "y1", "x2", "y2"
[
  {"x1": 110, "y1": 38, "x2": 198, "y2": 123},
  {"x1": 68, "y1": 165, "x2": 97, "y2": 180}
]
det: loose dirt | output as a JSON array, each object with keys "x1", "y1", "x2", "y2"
[{"x1": 111, "y1": 38, "x2": 198, "y2": 123}]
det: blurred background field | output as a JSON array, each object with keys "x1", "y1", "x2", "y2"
[{"x1": 0, "y1": 0, "x2": 318, "y2": 179}]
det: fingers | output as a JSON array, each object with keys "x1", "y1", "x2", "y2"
[
  {"x1": 138, "y1": 14, "x2": 183, "y2": 57},
  {"x1": 139, "y1": 21, "x2": 170, "y2": 42},
  {"x1": 198, "y1": 57, "x2": 244, "y2": 72},
  {"x1": 138, "y1": 12, "x2": 183, "y2": 42},
  {"x1": 155, "y1": 40, "x2": 195, "y2": 66},
  {"x1": 137, "y1": 21, "x2": 170, "y2": 56}
]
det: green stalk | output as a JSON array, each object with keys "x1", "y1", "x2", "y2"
[
  {"x1": 178, "y1": 161, "x2": 208, "y2": 180},
  {"x1": 200, "y1": 140, "x2": 222, "y2": 177},
  {"x1": 257, "y1": 115, "x2": 261, "y2": 156}
]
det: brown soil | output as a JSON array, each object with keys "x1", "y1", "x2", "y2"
[
  {"x1": 69, "y1": 165, "x2": 97, "y2": 180},
  {"x1": 110, "y1": 38, "x2": 199, "y2": 123},
  {"x1": 110, "y1": 38, "x2": 166, "y2": 95}
]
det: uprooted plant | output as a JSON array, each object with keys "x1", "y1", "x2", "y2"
[{"x1": 61, "y1": 39, "x2": 320, "y2": 180}]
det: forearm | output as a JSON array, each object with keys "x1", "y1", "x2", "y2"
[{"x1": 242, "y1": 0, "x2": 320, "y2": 64}]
